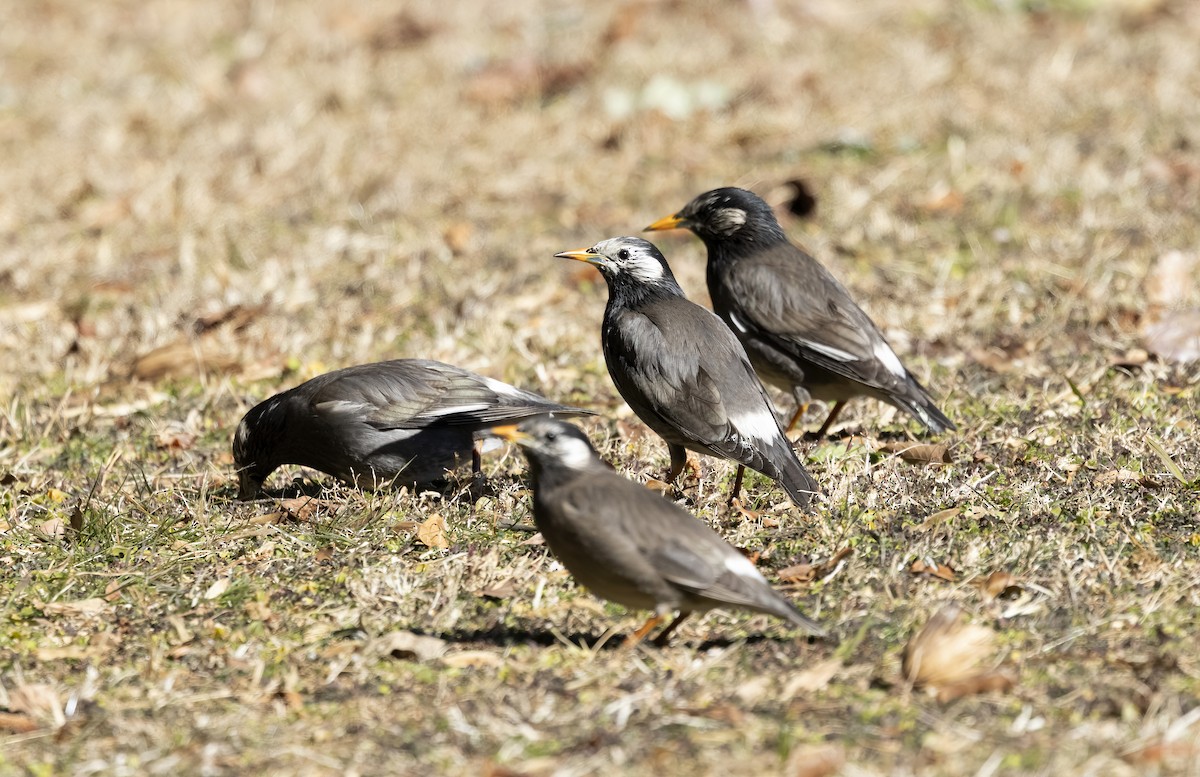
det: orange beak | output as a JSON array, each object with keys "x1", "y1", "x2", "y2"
[{"x1": 644, "y1": 214, "x2": 684, "y2": 232}]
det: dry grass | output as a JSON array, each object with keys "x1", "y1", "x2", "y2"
[{"x1": 2, "y1": 0, "x2": 1200, "y2": 774}]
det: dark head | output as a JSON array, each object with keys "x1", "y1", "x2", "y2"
[
  {"x1": 231, "y1": 398, "x2": 285, "y2": 500},
  {"x1": 491, "y1": 417, "x2": 601, "y2": 484},
  {"x1": 646, "y1": 187, "x2": 786, "y2": 248},
  {"x1": 555, "y1": 236, "x2": 685, "y2": 302}
]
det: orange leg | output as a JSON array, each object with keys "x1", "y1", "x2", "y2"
[
  {"x1": 651, "y1": 612, "x2": 691, "y2": 647},
  {"x1": 623, "y1": 614, "x2": 666, "y2": 649},
  {"x1": 814, "y1": 400, "x2": 847, "y2": 440},
  {"x1": 785, "y1": 402, "x2": 810, "y2": 434}
]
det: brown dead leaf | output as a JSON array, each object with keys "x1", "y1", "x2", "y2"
[
  {"x1": 975, "y1": 570, "x2": 1022, "y2": 600},
  {"x1": 1143, "y1": 250, "x2": 1199, "y2": 311},
  {"x1": 784, "y1": 743, "x2": 845, "y2": 777},
  {"x1": 104, "y1": 579, "x2": 123, "y2": 602},
  {"x1": 877, "y1": 441, "x2": 951, "y2": 465},
  {"x1": 155, "y1": 429, "x2": 197, "y2": 451},
  {"x1": 417, "y1": 513, "x2": 450, "y2": 549},
  {"x1": 131, "y1": 339, "x2": 241, "y2": 381},
  {"x1": 7, "y1": 683, "x2": 65, "y2": 728},
  {"x1": 37, "y1": 517, "x2": 66, "y2": 541},
  {"x1": 781, "y1": 657, "x2": 842, "y2": 697},
  {"x1": 204, "y1": 578, "x2": 231, "y2": 600},
  {"x1": 442, "y1": 222, "x2": 473, "y2": 255},
  {"x1": 1143, "y1": 309, "x2": 1200, "y2": 364},
  {"x1": 778, "y1": 547, "x2": 853, "y2": 584},
  {"x1": 0, "y1": 711, "x2": 41, "y2": 733},
  {"x1": 920, "y1": 183, "x2": 964, "y2": 215},
  {"x1": 934, "y1": 671, "x2": 1016, "y2": 703},
  {"x1": 279, "y1": 496, "x2": 326, "y2": 521},
  {"x1": 314, "y1": 546, "x2": 335, "y2": 562},
  {"x1": 193, "y1": 303, "x2": 265, "y2": 334},
  {"x1": 476, "y1": 578, "x2": 518, "y2": 600},
  {"x1": 918, "y1": 507, "x2": 961, "y2": 531},
  {"x1": 38, "y1": 597, "x2": 111, "y2": 617},
  {"x1": 903, "y1": 604, "x2": 1011, "y2": 701},
  {"x1": 441, "y1": 650, "x2": 504, "y2": 669},
  {"x1": 910, "y1": 559, "x2": 957, "y2": 582},
  {"x1": 371, "y1": 630, "x2": 447, "y2": 662}
]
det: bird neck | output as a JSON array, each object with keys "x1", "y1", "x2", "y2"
[
  {"x1": 604, "y1": 276, "x2": 686, "y2": 312},
  {"x1": 700, "y1": 221, "x2": 787, "y2": 262}
]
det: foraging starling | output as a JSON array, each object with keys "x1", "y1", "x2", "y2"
[
  {"x1": 493, "y1": 417, "x2": 825, "y2": 646},
  {"x1": 232, "y1": 359, "x2": 590, "y2": 499},
  {"x1": 556, "y1": 236, "x2": 819, "y2": 509},
  {"x1": 647, "y1": 187, "x2": 955, "y2": 437}
]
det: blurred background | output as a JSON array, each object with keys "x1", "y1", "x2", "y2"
[{"x1": 3, "y1": 0, "x2": 1197, "y2": 413}]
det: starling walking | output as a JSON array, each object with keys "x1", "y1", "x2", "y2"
[
  {"x1": 556, "y1": 236, "x2": 819, "y2": 509},
  {"x1": 647, "y1": 187, "x2": 954, "y2": 437},
  {"x1": 493, "y1": 417, "x2": 825, "y2": 647}
]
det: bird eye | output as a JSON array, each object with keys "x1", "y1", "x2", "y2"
[
  {"x1": 545, "y1": 431, "x2": 558, "y2": 441},
  {"x1": 617, "y1": 249, "x2": 630, "y2": 260}
]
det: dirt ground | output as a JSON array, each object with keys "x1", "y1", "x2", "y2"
[{"x1": 2, "y1": 0, "x2": 1199, "y2": 774}]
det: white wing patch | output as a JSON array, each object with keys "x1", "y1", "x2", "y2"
[
  {"x1": 481, "y1": 376, "x2": 527, "y2": 400},
  {"x1": 873, "y1": 341, "x2": 907, "y2": 378},
  {"x1": 728, "y1": 311, "x2": 751, "y2": 335},
  {"x1": 731, "y1": 406, "x2": 782, "y2": 446},
  {"x1": 724, "y1": 552, "x2": 766, "y2": 582},
  {"x1": 801, "y1": 339, "x2": 858, "y2": 363}
]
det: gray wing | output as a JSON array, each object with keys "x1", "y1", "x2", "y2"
[
  {"x1": 720, "y1": 246, "x2": 917, "y2": 393},
  {"x1": 606, "y1": 301, "x2": 774, "y2": 452},
  {"x1": 305, "y1": 360, "x2": 588, "y2": 431}
]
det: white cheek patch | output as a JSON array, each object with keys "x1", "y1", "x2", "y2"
[
  {"x1": 724, "y1": 552, "x2": 767, "y2": 583},
  {"x1": 719, "y1": 208, "x2": 747, "y2": 228},
  {"x1": 629, "y1": 257, "x2": 664, "y2": 283},
  {"x1": 874, "y1": 341, "x2": 907, "y2": 378},
  {"x1": 557, "y1": 437, "x2": 597, "y2": 470}
]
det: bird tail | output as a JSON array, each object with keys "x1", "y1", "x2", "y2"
[
  {"x1": 756, "y1": 595, "x2": 826, "y2": 638},
  {"x1": 772, "y1": 446, "x2": 821, "y2": 511},
  {"x1": 896, "y1": 379, "x2": 956, "y2": 434}
]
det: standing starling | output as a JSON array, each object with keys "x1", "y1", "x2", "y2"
[
  {"x1": 556, "y1": 236, "x2": 819, "y2": 509},
  {"x1": 647, "y1": 187, "x2": 955, "y2": 437},
  {"x1": 232, "y1": 359, "x2": 590, "y2": 499},
  {"x1": 493, "y1": 417, "x2": 825, "y2": 646}
]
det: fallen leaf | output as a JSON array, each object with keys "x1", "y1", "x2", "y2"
[
  {"x1": 6, "y1": 683, "x2": 65, "y2": 728},
  {"x1": 975, "y1": 570, "x2": 1022, "y2": 600},
  {"x1": 131, "y1": 339, "x2": 241, "y2": 381},
  {"x1": 417, "y1": 513, "x2": 450, "y2": 549},
  {"x1": 441, "y1": 650, "x2": 504, "y2": 669},
  {"x1": 917, "y1": 507, "x2": 961, "y2": 530},
  {"x1": 204, "y1": 578, "x2": 231, "y2": 600},
  {"x1": 1143, "y1": 250, "x2": 1199, "y2": 311},
  {"x1": 38, "y1": 597, "x2": 111, "y2": 617},
  {"x1": 781, "y1": 657, "x2": 842, "y2": 697},
  {"x1": 476, "y1": 579, "x2": 518, "y2": 600},
  {"x1": 0, "y1": 711, "x2": 40, "y2": 733},
  {"x1": 910, "y1": 559, "x2": 957, "y2": 582},
  {"x1": 36, "y1": 518, "x2": 66, "y2": 540},
  {"x1": 902, "y1": 604, "x2": 1013, "y2": 701},
  {"x1": 877, "y1": 441, "x2": 951, "y2": 465},
  {"x1": 104, "y1": 580, "x2": 123, "y2": 602},
  {"x1": 934, "y1": 671, "x2": 1015, "y2": 703},
  {"x1": 155, "y1": 429, "x2": 197, "y2": 451},
  {"x1": 784, "y1": 743, "x2": 845, "y2": 777},
  {"x1": 314, "y1": 546, "x2": 335, "y2": 562},
  {"x1": 278, "y1": 496, "x2": 326, "y2": 522},
  {"x1": 778, "y1": 547, "x2": 853, "y2": 584},
  {"x1": 371, "y1": 630, "x2": 447, "y2": 662},
  {"x1": 1143, "y1": 309, "x2": 1200, "y2": 364},
  {"x1": 442, "y1": 222, "x2": 473, "y2": 255}
]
